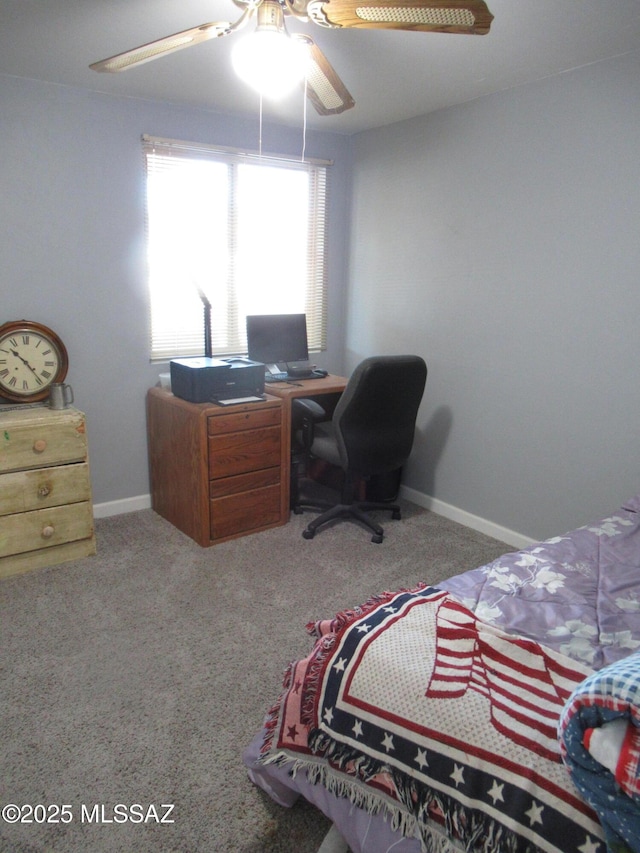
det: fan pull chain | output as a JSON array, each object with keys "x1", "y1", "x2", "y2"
[{"x1": 301, "y1": 75, "x2": 308, "y2": 162}]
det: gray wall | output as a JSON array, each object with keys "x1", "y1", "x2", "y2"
[
  {"x1": 4, "y1": 52, "x2": 639, "y2": 542},
  {"x1": 347, "y1": 52, "x2": 640, "y2": 541},
  {"x1": 1, "y1": 76, "x2": 353, "y2": 509}
]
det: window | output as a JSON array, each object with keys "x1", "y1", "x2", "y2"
[{"x1": 142, "y1": 135, "x2": 329, "y2": 361}]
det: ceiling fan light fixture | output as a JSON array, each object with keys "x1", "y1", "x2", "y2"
[
  {"x1": 232, "y1": 27, "x2": 310, "y2": 100},
  {"x1": 231, "y1": 0, "x2": 311, "y2": 100},
  {"x1": 91, "y1": 0, "x2": 495, "y2": 117}
]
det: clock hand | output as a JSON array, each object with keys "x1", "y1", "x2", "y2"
[{"x1": 10, "y1": 348, "x2": 39, "y2": 377}]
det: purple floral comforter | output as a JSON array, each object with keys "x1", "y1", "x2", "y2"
[
  {"x1": 442, "y1": 494, "x2": 640, "y2": 672},
  {"x1": 245, "y1": 494, "x2": 640, "y2": 853}
]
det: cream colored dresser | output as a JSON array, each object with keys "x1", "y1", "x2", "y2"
[{"x1": 0, "y1": 404, "x2": 96, "y2": 578}]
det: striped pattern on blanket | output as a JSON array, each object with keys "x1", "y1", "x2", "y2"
[
  {"x1": 428, "y1": 597, "x2": 583, "y2": 761},
  {"x1": 261, "y1": 585, "x2": 606, "y2": 853}
]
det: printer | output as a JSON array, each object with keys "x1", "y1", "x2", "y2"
[{"x1": 170, "y1": 357, "x2": 265, "y2": 403}]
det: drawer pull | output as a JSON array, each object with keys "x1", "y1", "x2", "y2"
[
  {"x1": 33, "y1": 439, "x2": 47, "y2": 453},
  {"x1": 38, "y1": 484, "x2": 51, "y2": 498},
  {"x1": 41, "y1": 525, "x2": 55, "y2": 539}
]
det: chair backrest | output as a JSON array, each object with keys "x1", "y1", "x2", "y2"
[{"x1": 333, "y1": 355, "x2": 427, "y2": 476}]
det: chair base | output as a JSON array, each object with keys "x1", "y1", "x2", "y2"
[{"x1": 301, "y1": 501, "x2": 401, "y2": 543}]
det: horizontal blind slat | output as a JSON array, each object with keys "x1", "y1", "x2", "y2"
[{"x1": 144, "y1": 135, "x2": 328, "y2": 362}]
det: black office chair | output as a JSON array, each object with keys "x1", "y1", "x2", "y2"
[{"x1": 291, "y1": 355, "x2": 427, "y2": 543}]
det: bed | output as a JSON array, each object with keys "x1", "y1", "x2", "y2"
[{"x1": 244, "y1": 494, "x2": 640, "y2": 853}]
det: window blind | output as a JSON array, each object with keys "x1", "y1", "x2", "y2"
[{"x1": 142, "y1": 135, "x2": 329, "y2": 362}]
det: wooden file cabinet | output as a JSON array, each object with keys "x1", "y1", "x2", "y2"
[
  {"x1": 146, "y1": 387, "x2": 287, "y2": 546},
  {"x1": 0, "y1": 405, "x2": 96, "y2": 579}
]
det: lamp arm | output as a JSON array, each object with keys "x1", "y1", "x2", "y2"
[{"x1": 196, "y1": 288, "x2": 213, "y2": 359}]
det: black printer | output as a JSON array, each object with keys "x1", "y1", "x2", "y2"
[{"x1": 169, "y1": 357, "x2": 265, "y2": 403}]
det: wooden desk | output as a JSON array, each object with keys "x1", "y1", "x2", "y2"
[
  {"x1": 146, "y1": 376, "x2": 347, "y2": 545},
  {"x1": 266, "y1": 374, "x2": 348, "y2": 513},
  {"x1": 147, "y1": 388, "x2": 287, "y2": 545}
]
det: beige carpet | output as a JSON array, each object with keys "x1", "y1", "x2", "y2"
[{"x1": 0, "y1": 502, "x2": 510, "y2": 852}]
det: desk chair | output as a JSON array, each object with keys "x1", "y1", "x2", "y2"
[{"x1": 291, "y1": 355, "x2": 427, "y2": 543}]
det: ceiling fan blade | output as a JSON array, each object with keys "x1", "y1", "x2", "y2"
[
  {"x1": 307, "y1": 0, "x2": 493, "y2": 33},
  {"x1": 295, "y1": 37, "x2": 355, "y2": 115},
  {"x1": 90, "y1": 21, "x2": 237, "y2": 72}
]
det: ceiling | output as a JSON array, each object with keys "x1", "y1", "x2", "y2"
[{"x1": 1, "y1": 0, "x2": 639, "y2": 135}]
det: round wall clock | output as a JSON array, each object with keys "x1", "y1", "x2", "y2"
[{"x1": 0, "y1": 320, "x2": 69, "y2": 403}]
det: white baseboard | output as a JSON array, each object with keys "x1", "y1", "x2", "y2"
[
  {"x1": 93, "y1": 489, "x2": 534, "y2": 550},
  {"x1": 400, "y1": 486, "x2": 535, "y2": 550},
  {"x1": 93, "y1": 494, "x2": 151, "y2": 519}
]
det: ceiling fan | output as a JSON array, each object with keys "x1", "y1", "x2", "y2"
[{"x1": 90, "y1": 0, "x2": 493, "y2": 117}]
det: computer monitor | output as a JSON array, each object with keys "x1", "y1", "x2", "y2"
[{"x1": 246, "y1": 314, "x2": 309, "y2": 371}]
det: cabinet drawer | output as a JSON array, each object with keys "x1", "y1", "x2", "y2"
[
  {"x1": 0, "y1": 462, "x2": 91, "y2": 517},
  {"x1": 0, "y1": 501, "x2": 94, "y2": 558},
  {"x1": 0, "y1": 418, "x2": 87, "y2": 473},
  {"x1": 0, "y1": 538, "x2": 97, "y2": 580},
  {"x1": 210, "y1": 483, "x2": 281, "y2": 540},
  {"x1": 209, "y1": 426, "x2": 280, "y2": 479},
  {"x1": 209, "y1": 466, "x2": 280, "y2": 499},
  {"x1": 208, "y1": 407, "x2": 280, "y2": 436}
]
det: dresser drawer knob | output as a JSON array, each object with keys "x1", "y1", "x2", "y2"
[
  {"x1": 33, "y1": 439, "x2": 47, "y2": 453},
  {"x1": 38, "y1": 484, "x2": 51, "y2": 498},
  {"x1": 41, "y1": 525, "x2": 55, "y2": 539}
]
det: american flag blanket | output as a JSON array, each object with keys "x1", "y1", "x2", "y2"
[
  {"x1": 260, "y1": 586, "x2": 606, "y2": 852},
  {"x1": 559, "y1": 649, "x2": 640, "y2": 853}
]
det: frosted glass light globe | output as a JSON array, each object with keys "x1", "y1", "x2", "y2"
[{"x1": 232, "y1": 31, "x2": 309, "y2": 100}]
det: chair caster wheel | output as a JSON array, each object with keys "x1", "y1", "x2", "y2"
[
  {"x1": 302, "y1": 529, "x2": 315, "y2": 540},
  {"x1": 371, "y1": 533, "x2": 384, "y2": 544},
  {"x1": 392, "y1": 509, "x2": 401, "y2": 520}
]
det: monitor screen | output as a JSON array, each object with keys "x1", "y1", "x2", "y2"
[{"x1": 246, "y1": 314, "x2": 309, "y2": 365}]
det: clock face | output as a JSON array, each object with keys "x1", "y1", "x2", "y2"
[{"x1": 0, "y1": 321, "x2": 68, "y2": 402}]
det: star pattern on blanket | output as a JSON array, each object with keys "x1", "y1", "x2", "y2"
[
  {"x1": 265, "y1": 585, "x2": 607, "y2": 853},
  {"x1": 487, "y1": 780, "x2": 504, "y2": 804},
  {"x1": 526, "y1": 801, "x2": 544, "y2": 826},
  {"x1": 450, "y1": 764, "x2": 465, "y2": 787},
  {"x1": 579, "y1": 837, "x2": 602, "y2": 853},
  {"x1": 415, "y1": 748, "x2": 429, "y2": 770}
]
